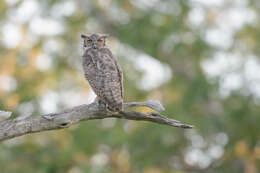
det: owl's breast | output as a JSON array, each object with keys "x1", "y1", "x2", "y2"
[{"x1": 82, "y1": 49, "x2": 106, "y2": 86}]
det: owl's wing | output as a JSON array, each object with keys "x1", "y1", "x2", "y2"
[
  {"x1": 100, "y1": 48, "x2": 123, "y2": 111},
  {"x1": 114, "y1": 57, "x2": 123, "y2": 98},
  {"x1": 104, "y1": 48, "x2": 123, "y2": 98}
]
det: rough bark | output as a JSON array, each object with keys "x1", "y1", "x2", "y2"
[{"x1": 0, "y1": 100, "x2": 193, "y2": 142}]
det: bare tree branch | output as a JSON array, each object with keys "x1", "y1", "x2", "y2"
[{"x1": 0, "y1": 100, "x2": 193, "y2": 142}]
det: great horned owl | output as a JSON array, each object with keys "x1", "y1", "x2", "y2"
[{"x1": 81, "y1": 33, "x2": 123, "y2": 112}]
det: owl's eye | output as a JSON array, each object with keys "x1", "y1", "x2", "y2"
[
  {"x1": 97, "y1": 39, "x2": 103, "y2": 43},
  {"x1": 87, "y1": 40, "x2": 92, "y2": 43}
]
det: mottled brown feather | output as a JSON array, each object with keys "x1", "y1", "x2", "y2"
[{"x1": 82, "y1": 47, "x2": 123, "y2": 112}]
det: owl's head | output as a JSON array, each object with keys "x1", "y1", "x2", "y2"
[{"x1": 81, "y1": 33, "x2": 109, "y2": 50}]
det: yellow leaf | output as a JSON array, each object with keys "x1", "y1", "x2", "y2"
[
  {"x1": 6, "y1": 94, "x2": 19, "y2": 108},
  {"x1": 235, "y1": 140, "x2": 248, "y2": 157},
  {"x1": 253, "y1": 146, "x2": 260, "y2": 159},
  {"x1": 143, "y1": 167, "x2": 163, "y2": 173}
]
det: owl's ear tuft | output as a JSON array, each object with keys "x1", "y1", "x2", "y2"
[
  {"x1": 81, "y1": 34, "x2": 88, "y2": 48},
  {"x1": 81, "y1": 34, "x2": 87, "y2": 39}
]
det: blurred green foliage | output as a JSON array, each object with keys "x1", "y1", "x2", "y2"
[{"x1": 0, "y1": 0, "x2": 260, "y2": 173}]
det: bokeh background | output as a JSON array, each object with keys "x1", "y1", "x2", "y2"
[{"x1": 0, "y1": 0, "x2": 260, "y2": 172}]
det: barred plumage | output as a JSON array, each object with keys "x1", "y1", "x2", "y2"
[{"x1": 81, "y1": 33, "x2": 123, "y2": 112}]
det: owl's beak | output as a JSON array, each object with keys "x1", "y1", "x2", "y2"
[{"x1": 93, "y1": 44, "x2": 98, "y2": 49}]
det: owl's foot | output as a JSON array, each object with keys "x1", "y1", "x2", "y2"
[{"x1": 94, "y1": 97, "x2": 107, "y2": 110}]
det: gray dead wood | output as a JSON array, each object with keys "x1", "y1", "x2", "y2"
[
  {"x1": 0, "y1": 111, "x2": 12, "y2": 122},
  {"x1": 0, "y1": 100, "x2": 193, "y2": 142}
]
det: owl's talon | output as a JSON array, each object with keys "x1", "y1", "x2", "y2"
[
  {"x1": 93, "y1": 97, "x2": 106, "y2": 110},
  {"x1": 99, "y1": 102, "x2": 107, "y2": 110}
]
